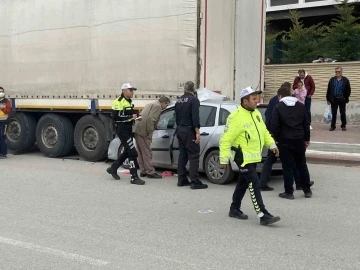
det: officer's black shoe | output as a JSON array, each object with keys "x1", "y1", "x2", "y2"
[
  {"x1": 177, "y1": 179, "x2": 191, "y2": 187},
  {"x1": 304, "y1": 190, "x2": 313, "y2": 198},
  {"x1": 131, "y1": 177, "x2": 145, "y2": 185},
  {"x1": 190, "y1": 180, "x2": 208, "y2": 189},
  {"x1": 261, "y1": 185, "x2": 274, "y2": 191},
  {"x1": 279, "y1": 192, "x2": 295, "y2": 200},
  {"x1": 229, "y1": 208, "x2": 248, "y2": 220},
  {"x1": 147, "y1": 173, "x2": 162, "y2": 179},
  {"x1": 260, "y1": 213, "x2": 281, "y2": 226},
  {"x1": 297, "y1": 181, "x2": 313, "y2": 190},
  {"x1": 106, "y1": 167, "x2": 120, "y2": 180},
  {"x1": 140, "y1": 173, "x2": 147, "y2": 177}
]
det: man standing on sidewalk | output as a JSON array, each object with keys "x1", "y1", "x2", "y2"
[
  {"x1": 326, "y1": 67, "x2": 351, "y2": 131},
  {"x1": 220, "y1": 87, "x2": 281, "y2": 226},
  {"x1": 260, "y1": 82, "x2": 302, "y2": 191},
  {"x1": 271, "y1": 86, "x2": 313, "y2": 199},
  {"x1": 293, "y1": 69, "x2": 315, "y2": 130},
  {"x1": 133, "y1": 96, "x2": 170, "y2": 179}
]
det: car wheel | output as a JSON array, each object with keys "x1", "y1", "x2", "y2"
[
  {"x1": 205, "y1": 150, "x2": 235, "y2": 185},
  {"x1": 118, "y1": 144, "x2": 131, "y2": 169}
]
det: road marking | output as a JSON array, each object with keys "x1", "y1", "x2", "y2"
[
  {"x1": 0, "y1": 236, "x2": 109, "y2": 267},
  {"x1": 306, "y1": 150, "x2": 360, "y2": 157},
  {"x1": 311, "y1": 141, "x2": 360, "y2": 146}
]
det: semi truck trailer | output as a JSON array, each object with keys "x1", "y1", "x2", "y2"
[{"x1": 0, "y1": 0, "x2": 266, "y2": 162}]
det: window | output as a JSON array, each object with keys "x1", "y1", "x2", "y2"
[
  {"x1": 199, "y1": 106, "x2": 216, "y2": 127},
  {"x1": 270, "y1": 0, "x2": 298, "y2": 6},
  {"x1": 157, "y1": 109, "x2": 176, "y2": 130},
  {"x1": 218, "y1": 108, "x2": 230, "y2": 126}
]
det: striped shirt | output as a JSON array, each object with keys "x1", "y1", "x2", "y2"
[{"x1": 333, "y1": 78, "x2": 344, "y2": 97}]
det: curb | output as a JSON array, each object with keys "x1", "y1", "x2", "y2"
[{"x1": 306, "y1": 150, "x2": 360, "y2": 166}]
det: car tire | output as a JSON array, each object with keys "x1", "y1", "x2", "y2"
[
  {"x1": 6, "y1": 112, "x2": 37, "y2": 153},
  {"x1": 35, "y1": 114, "x2": 74, "y2": 158},
  {"x1": 205, "y1": 149, "x2": 235, "y2": 185}
]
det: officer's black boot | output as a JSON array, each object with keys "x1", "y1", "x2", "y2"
[
  {"x1": 177, "y1": 177, "x2": 191, "y2": 187},
  {"x1": 129, "y1": 168, "x2": 145, "y2": 185},
  {"x1": 106, "y1": 167, "x2": 120, "y2": 180},
  {"x1": 260, "y1": 212, "x2": 281, "y2": 226},
  {"x1": 229, "y1": 208, "x2": 248, "y2": 220},
  {"x1": 190, "y1": 179, "x2": 208, "y2": 189}
]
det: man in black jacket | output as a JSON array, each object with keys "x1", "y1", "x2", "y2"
[
  {"x1": 175, "y1": 81, "x2": 208, "y2": 189},
  {"x1": 271, "y1": 87, "x2": 313, "y2": 199},
  {"x1": 326, "y1": 67, "x2": 351, "y2": 131},
  {"x1": 260, "y1": 82, "x2": 303, "y2": 191}
]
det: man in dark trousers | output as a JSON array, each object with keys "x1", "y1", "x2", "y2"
[
  {"x1": 219, "y1": 87, "x2": 280, "y2": 226},
  {"x1": 271, "y1": 87, "x2": 313, "y2": 199},
  {"x1": 106, "y1": 83, "x2": 145, "y2": 185},
  {"x1": 293, "y1": 69, "x2": 315, "y2": 130},
  {"x1": 326, "y1": 67, "x2": 351, "y2": 131},
  {"x1": 260, "y1": 82, "x2": 303, "y2": 191},
  {"x1": 175, "y1": 81, "x2": 208, "y2": 189}
]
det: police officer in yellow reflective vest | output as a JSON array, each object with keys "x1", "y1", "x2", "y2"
[
  {"x1": 219, "y1": 87, "x2": 281, "y2": 226},
  {"x1": 106, "y1": 83, "x2": 145, "y2": 185}
]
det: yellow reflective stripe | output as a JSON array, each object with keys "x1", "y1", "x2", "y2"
[
  {"x1": 242, "y1": 152, "x2": 262, "y2": 159},
  {"x1": 220, "y1": 157, "x2": 229, "y2": 164}
]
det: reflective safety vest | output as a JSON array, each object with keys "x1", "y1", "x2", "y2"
[
  {"x1": 112, "y1": 96, "x2": 134, "y2": 123},
  {"x1": 219, "y1": 106, "x2": 276, "y2": 167}
]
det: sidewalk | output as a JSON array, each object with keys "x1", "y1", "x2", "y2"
[{"x1": 306, "y1": 123, "x2": 360, "y2": 166}]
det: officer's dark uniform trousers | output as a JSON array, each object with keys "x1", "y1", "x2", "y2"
[
  {"x1": 111, "y1": 122, "x2": 139, "y2": 179},
  {"x1": 231, "y1": 152, "x2": 269, "y2": 216},
  {"x1": 177, "y1": 126, "x2": 200, "y2": 182}
]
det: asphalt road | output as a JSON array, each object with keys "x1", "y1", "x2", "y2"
[{"x1": 1, "y1": 153, "x2": 359, "y2": 270}]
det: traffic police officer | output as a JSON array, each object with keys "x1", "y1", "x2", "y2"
[
  {"x1": 106, "y1": 83, "x2": 145, "y2": 185},
  {"x1": 175, "y1": 81, "x2": 208, "y2": 189},
  {"x1": 219, "y1": 87, "x2": 281, "y2": 225}
]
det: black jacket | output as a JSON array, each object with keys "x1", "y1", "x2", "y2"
[
  {"x1": 326, "y1": 76, "x2": 351, "y2": 103},
  {"x1": 175, "y1": 92, "x2": 200, "y2": 129},
  {"x1": 271, "y1": 97, "x2": 310, "y2": 143}
]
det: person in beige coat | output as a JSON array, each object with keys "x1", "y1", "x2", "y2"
[{"x1": 133, "y1": 96, "x2": 171, "y2": 178}]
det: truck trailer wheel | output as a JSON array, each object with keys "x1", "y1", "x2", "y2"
[
  {"x1": 6, "y1": 113, "x2": 36, "y2": 153},
  {"x1": 36, "y1": 114, "x2": 74, "y2": 158},
  {"x1": 74, "y1": 115, "x2": 108, "y2": 161}
]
